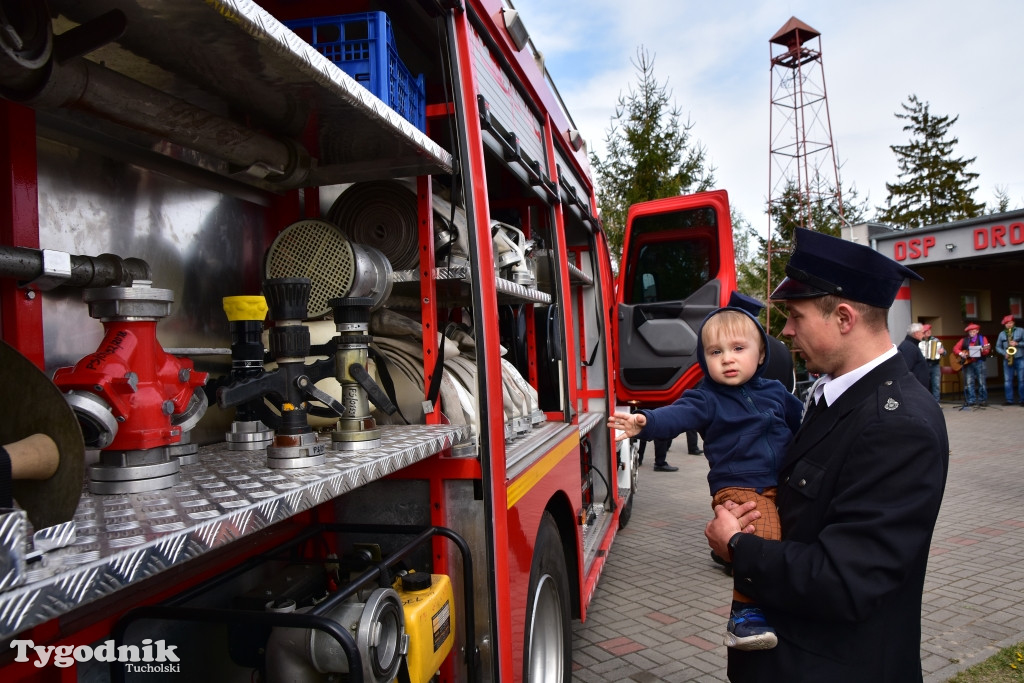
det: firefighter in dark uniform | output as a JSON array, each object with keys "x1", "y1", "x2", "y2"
[{"x1": 705, "y1": 228, "x2": 949, "y2": 682}]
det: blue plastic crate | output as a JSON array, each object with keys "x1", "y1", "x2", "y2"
[{"x1": 285, "y1": 12, "x2": 426, "y2": 131}]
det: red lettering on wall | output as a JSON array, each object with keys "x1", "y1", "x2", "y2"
[
  {"x1": 1011, "y1": 223, "x2": 1024, "y2": 245},
  {"x1": 892, "y1": 237, "x2": 937, "y2": 260},
  {"x1": 974, "y1": 228, "x2": 988, "y2": 250},
  {"x1": 992, "y1": 225, "x2": 1008, "y2": 247},
  {"x1": 895, "y1": 227, "x2": 1022, "y2": 257}
]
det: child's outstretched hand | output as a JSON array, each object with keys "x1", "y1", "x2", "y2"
[{"x1": 607, "y1": 411, "x2": 646, "y2": 441}]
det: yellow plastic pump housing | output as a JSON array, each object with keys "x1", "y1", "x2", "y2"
[{"x1": 394, "y1": 572, "x2": 455, "y2": 683}]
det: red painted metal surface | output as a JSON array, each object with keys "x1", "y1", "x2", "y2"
[
  {"x1": 451, "y1": 6, "x2": 515, "y2": 679},
  {"x1": 571, "y1": 246, "x2": 590, "y2": 404},
  {"x1": 417, "y1": 175, "x2": 441, "y2": 425},
  {"x1": 541, "y1": 112, "x2": 581, "y2": 417},
  {"x1": 0, "y1": 102, "x2": 45, "y2": 367},
  {"x1": 473, "y1": 0, "x2": 594, "y2": 183},
  {"x1": 504, "y1": 438, "x2": 583, "y2": 669},
  {"x1": 51, "y1": 320, "x2": 208, "y2": 451}
]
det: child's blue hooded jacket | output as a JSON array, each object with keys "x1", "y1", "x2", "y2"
[{"x1": 635, "y1": 306, "x2": 803, "y2": 494}]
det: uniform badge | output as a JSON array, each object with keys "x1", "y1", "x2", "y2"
[{"x1": 884, "y1": 397, "x2": 899, "y2": 411}]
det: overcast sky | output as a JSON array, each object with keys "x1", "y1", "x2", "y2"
[{"x1": 509, "y1": 0, "x2": 1024, "y2": 233}]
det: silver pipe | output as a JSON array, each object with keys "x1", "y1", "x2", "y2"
[
  {"x1": 0, "y1": 1, "x2": 311, "y2": 190},
  {"x1": 13, "y1": 55, "x2": 311, "y2": 186}
]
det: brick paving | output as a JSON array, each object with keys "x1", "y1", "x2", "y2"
[{"x1": 572, "y1": 398, "x2": 1024, "y2": 682}]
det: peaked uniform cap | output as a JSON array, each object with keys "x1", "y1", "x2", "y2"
[
  {"x1": 770, "y1": 228, "x2": 923, "y2": 308},
  {"x1": 1002, "y1": 314, "x2": 1016, "y2": 326},
  {"x1": 965, "y1": 323, "x2": 980, "y2": 332},
  {"x1": 728, "y1": 291, "x2": 766, "y2": 316}
]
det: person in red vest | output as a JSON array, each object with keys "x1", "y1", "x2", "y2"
[{"x1": 953, "y1": 322, "x2": 992, "y2": 408}]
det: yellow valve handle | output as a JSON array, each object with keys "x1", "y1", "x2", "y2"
[{"x1": 223, "y1": 295, "x2": 268, "y2": 322}]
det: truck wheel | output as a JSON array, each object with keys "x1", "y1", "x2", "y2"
[
  {"x1": 523, "y1": 512, "x2": 571, "y2": 682},
  {"x1": 618, "y1": 491, "x2": 634, "y2": 529}
]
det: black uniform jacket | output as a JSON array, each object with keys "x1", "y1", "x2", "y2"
[
  {"x1": 898, "y1": 334, "x2": 931, "y2": 389},
  {"x1": 727, "y1": 354, "x2": 949, "y2": 682}
]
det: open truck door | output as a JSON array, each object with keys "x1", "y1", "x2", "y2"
[{"x1": 614, "y1": 190, "x2": 737, "y2": 406}]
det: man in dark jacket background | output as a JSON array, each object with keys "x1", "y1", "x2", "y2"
[
  {"x1": 898, "y1": 321, "x2": 930, "y2": 389},
  {"x1": 705, "y1": 228, "x2": 949, "y2": 682}
]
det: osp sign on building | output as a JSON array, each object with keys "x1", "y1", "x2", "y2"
[
  {"x1": 843, "y1": 212, "x2": 1024, "y2": 346},
  {"x1": 873, "y1": 215, "x2": 1024, "y2": 265}
]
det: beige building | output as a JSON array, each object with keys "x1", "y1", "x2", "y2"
[{"x1": 845, "y1": 210, "x2": 1024, "y2": 399}]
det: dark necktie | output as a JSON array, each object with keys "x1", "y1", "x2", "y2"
[{"x1": 802, "y1": 395, "x2": 824, "y2": 427}]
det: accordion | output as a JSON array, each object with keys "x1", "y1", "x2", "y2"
[{"x1": 919, "y1": 338, "x2": 941, "y2": 361}]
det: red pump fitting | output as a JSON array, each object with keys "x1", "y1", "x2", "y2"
[{"x1": 53, "y1": 282, "x2": 208, "y2": 453}]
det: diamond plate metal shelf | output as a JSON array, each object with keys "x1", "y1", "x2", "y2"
[
  {"x1": 46, "y1": 0, "x2": 453, "y2": 187},
  {"x1": 0, "y1": 424, "x2": 468, "y2": 639}
]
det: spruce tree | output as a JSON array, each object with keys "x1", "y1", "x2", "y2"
[
  {"x1": 877, "y1": 95, "x2": 983, "y2": 228},
  {"x1": 988, "y1": 186, "x2": 1012, "y2": 214},
  {"x1": 591, "y1": 47, "x2": 714, "y2": 263}
]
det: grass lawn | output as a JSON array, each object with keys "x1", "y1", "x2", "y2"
[{"x1": 947, "y1": 643, "x2": 1024, "y2": 682}]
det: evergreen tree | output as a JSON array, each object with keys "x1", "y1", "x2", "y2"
[
  {"x1": 877, "y1": 95, "x2": 984, "y2": 228},
  {"x1": 591, "y1": 47, "x2": 714, "y2": 263},
  {"x1": 988, "y1": 185, "x2": 1012, "y2": 214},
  {"x1": 731, "y1": 209, "x2": 751, "y2": 265}
]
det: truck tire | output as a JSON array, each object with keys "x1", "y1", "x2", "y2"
[
  {"x1": 618, "y1": 490, "x2": 634, "y2": 529},
  {"x1": 523, "y1": 511, "x2": 571, "y2": 682}
]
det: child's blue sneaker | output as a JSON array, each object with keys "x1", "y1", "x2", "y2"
[{"x1": 725, "y1": 606, "x2": 778, "y2": 650}]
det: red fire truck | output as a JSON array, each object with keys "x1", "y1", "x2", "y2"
[{"x1": 0, "y1": 1, "x2": 735, "y2": 681}]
